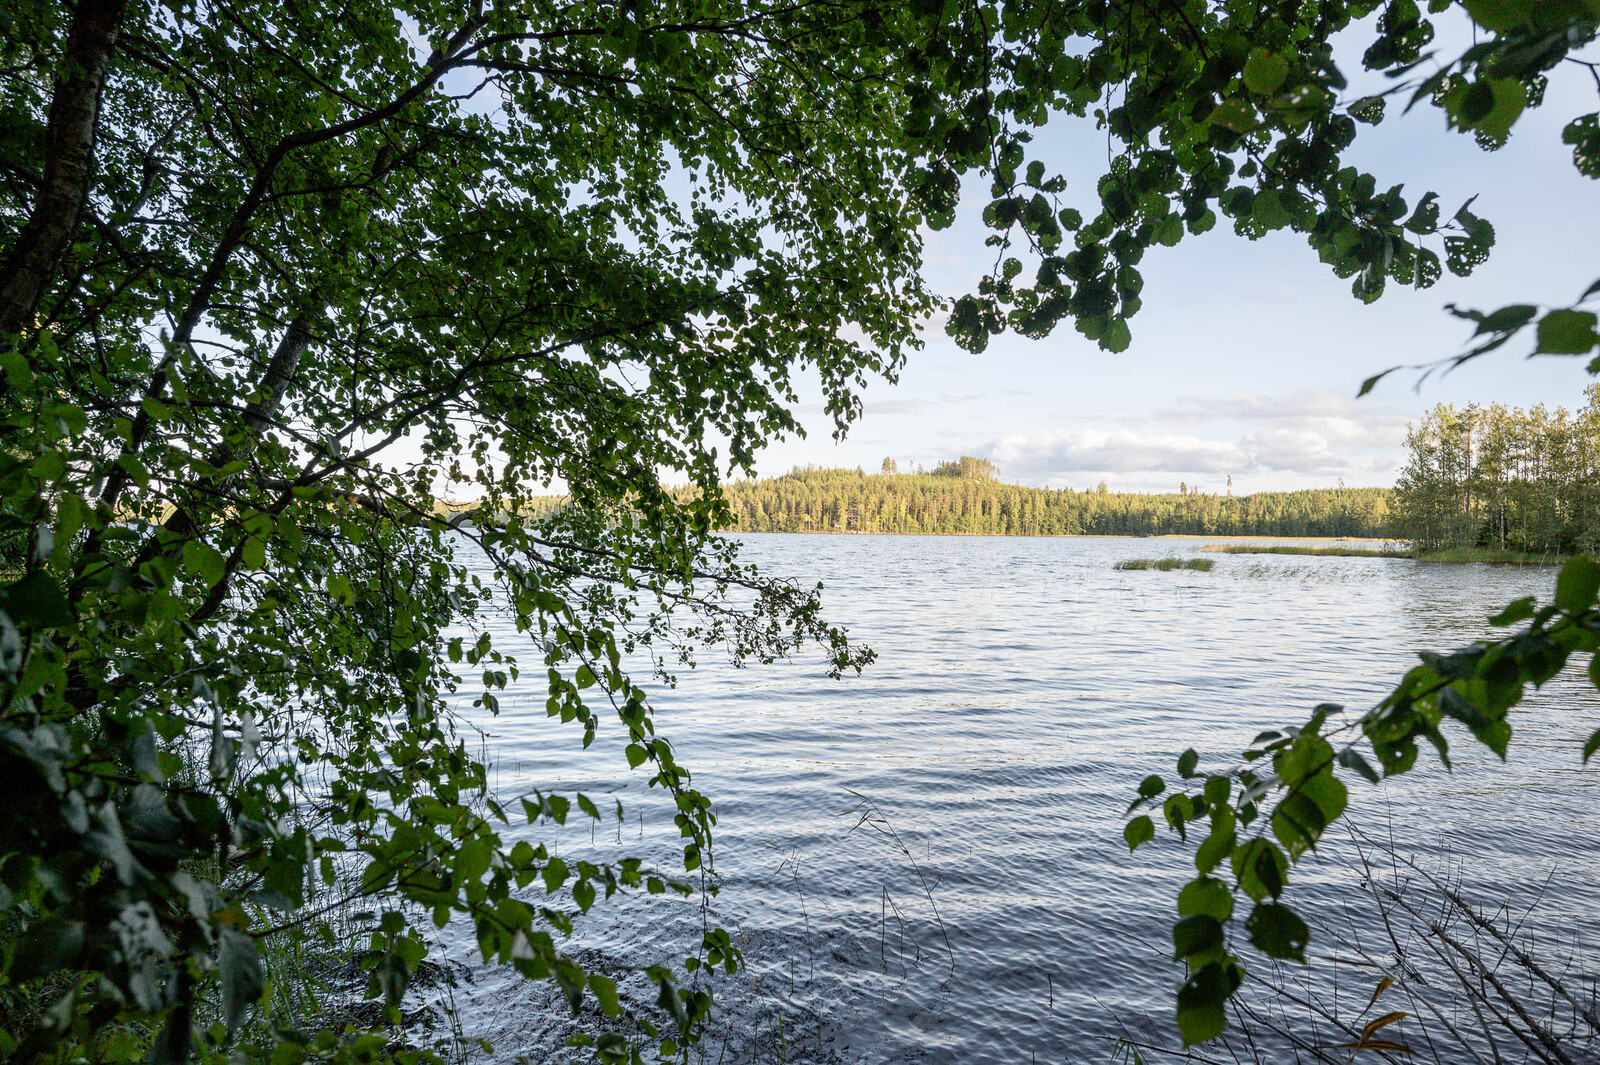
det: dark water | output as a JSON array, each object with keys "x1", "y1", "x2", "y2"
[{"x1": 437, "y1": 535, "x2": 1600, "y2": 1063}]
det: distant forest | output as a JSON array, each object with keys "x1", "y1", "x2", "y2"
[
  {"x1": 1393, "y1": 385, "x2": 1600, "y2": 555},
  {"x1": 716, "y1": 465, "x2": 1393, "y2": 538}
]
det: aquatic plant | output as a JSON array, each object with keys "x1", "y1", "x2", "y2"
[
  {"x1": 1112, "y1": 824, "x2": 1600, "y2": 1063},
  {"x1": 1116, "y1": 558, "x2": 1216, "y2": 572},
  {"x1": 1415, "y1": 547, "x2": 1568, "y2": 566},
  {"x1": 1204, "y1": 544, "x2": 1412, "y2": 558}
]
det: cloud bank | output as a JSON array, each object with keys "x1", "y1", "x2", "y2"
[{"x1": 978, "y1": 390, "x2": 1412, "y2": 485}]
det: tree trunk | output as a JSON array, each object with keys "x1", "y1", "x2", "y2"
[{"x1": 0, "y1": 0, "x2": 130, "y2": 338}]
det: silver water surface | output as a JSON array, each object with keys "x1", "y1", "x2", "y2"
[{"x1": 442, "y1": 535, "x2": 1600, "y2": 1063}]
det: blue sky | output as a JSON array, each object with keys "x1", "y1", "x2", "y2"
[{"x1": 751, "y1": 40, "x2": 1599, "y2": 494}]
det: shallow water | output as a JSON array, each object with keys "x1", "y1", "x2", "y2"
[{"x1": 440, "y1": 535, "x2": 1600, "y2": 1063}]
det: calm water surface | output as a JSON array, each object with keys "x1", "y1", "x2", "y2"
[{"x1": 440, "y1": 535, "x2": 1600, "y2": 1063}]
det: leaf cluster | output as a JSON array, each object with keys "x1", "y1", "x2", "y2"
[{"x1": 1126, "y1": 554, "x2": 1600, "y2": 1044}]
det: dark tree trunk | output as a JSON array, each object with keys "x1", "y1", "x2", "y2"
[{"x1": 0, "y1": 0, "x2": 130, "y2": 339}]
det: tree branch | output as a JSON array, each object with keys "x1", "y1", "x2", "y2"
[{"x1": 0, "y1": 0, "x2": 131, "y2": 340}]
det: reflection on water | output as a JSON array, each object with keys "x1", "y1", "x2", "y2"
[{"x1": 439, "y1": 535, "x2": 1599, "y2": 1063}]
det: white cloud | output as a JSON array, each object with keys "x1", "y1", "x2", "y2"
[
  {"x1": 989, "y1": 429, "x2": 1249, "y2": 476},
  {"x1": 1246, "y1": 427, "x2": 1347, "y2": 473},
  {"x1": 1149, "y1": 389, "x2": 1412, "y2": 471},
  {"x1": 1166, "y1": 389, "x2": 1365, "y2": 420},
  {"x1": 983, "y1": 404, "x2": 1406, "y2": 481},
  {"x1": 863, "y1": 398, "x2": 929, "y2": 416}
]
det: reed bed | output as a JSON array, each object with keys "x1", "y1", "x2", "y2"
[
  {"x1": 1416, "y1": 547, "x2": 1567, "y2": 565},
  {"x1": 1205, "y1": 543, "x2": 1568, "y2": 565},
  {"x1": 1116, "y1": 558, "x2": 1216, "y2": 572},
  {"x1": 1202, "y1": 543, "x2": 1412, "y2": 558}
]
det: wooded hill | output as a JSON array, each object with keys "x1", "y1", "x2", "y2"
[{"x1": 716, "y1": 466, "x2": 1394, "y2": 538}]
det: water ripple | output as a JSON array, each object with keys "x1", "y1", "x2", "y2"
[{"x1": 444, "y1": 535, "x2": 1599, "y2": 1063}]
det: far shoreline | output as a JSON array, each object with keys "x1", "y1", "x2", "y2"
[{"x1": 722, "y1": 531, "x2": 1566, "y2": 564}]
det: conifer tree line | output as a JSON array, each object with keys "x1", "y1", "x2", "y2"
[
  {"x1": 1394, "y1": 384, "x2": 1600, "y2": 555},
  {"x1": 716, "y1": 464, "x2": 1394, "y2": 538}
]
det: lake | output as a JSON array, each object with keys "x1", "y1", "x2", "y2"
[{"x1": 437, "y1": 534, "x2": 1600, "y2": 1063}]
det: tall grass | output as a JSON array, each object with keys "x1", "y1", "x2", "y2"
[
  {"x1": 1115, "y1": 558, "x2": 1215, "y2": 572},
  {"x1": 1206, "y1": 543, "x2": 1569, "y2": 565},
  {"x1": 1109, "y1": 823, "x2": 1600, "y2": 1063},
  {"x1": 1417, "y1": 547, "x2": 1567, "y2": 565},
  {"x1": 1203, "y1": 543, "x2": 1412, "y2": 558}
]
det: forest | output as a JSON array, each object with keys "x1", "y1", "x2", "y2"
[
  {"x1": 717, "y1": 464, "x2": 1394, "y2": 538},
  {"x1": 1393, "y1": 384, "x2": 1600, "y2": 555}
]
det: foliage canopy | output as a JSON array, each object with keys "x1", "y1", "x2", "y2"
[
  {"x1": 1394, "y1": 384, "x2": 1600, "y2": 556},
  {"x1": 1, "y1": 0, "x2": 1598, "y2": 1058}
]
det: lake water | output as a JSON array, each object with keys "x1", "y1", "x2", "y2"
[{"x1": 437, "y1": 535, "x2": 1600, "y2": 1063}]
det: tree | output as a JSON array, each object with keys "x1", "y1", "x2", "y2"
[
  {"x1": 0, "y1": 3, "x2": 991, "y2": 1060},
  {"x1": 1393, "y1": 392, "x2": 1600, "y2": 555},
  {"x1": 882, "y1": 457, "x2": 899, "y2": 475},
  {"x1": 2, "y1": 0, "x2": 1599, "y2": 1060},
  {"x1": 930, "y1": 455, "x2": 998, "y2": 480}
]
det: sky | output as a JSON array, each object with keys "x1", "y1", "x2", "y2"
[{"x1": 747, "y1": 33, "x2": 1599, "y2": 495}]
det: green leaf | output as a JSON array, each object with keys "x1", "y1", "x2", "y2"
[
  {"x1": 1556, "y1": 556, "x2": 1600, "y2": 613},
  {"x1": 1178, "y1": 877, "x2": 1235, "y2": 922},
  {"x1": 2, "y1": 570, "x2": 72, "y2": 629},
  {"x1": 1233, "y1": 838, "x2": 1288, "y2": 901},
  {"x1": 1564, "y1": 115, "x2": 1600, "y2": 178},
  {"x1": 1337, "y1": 748, "x2": 1381, "y2": 784},
  {"x1": 1176, "y1": 962, "x2": 1234, "y2": 1045},
  {"x1": 1177, "y1": 748, "x2": 1199, "y2": 777},
  {"x1": 1138, "y1": 774, "x2": 1166, "y2": 799},
  {"x1": 1461, "y1": 0, "x2": 1534, "y2": 30},
  {"x1": 543, "y1": 856, "x2": 568, "y2": 893},
  {"x1": 326, "y1": 573, "x2": 355, "y2": 605},
  {"x1": 589, "y1": 973, "x2": 621, "y2": 1017},
  {"x1": 1102, "y1": 318, "x2": 1132, "y2": 353},
  {"x1": 182, "y1": 541, "x2": 227, "y2": 585},
  {"x1": 1246, "y1": 902, "x2": 1309, "y2": 962},
  {"x1": 1475, "y1": 78, "x2": 1527, "y2": 142},
  {"x1": 1581, "y1": 725, "x2": 1600, "y2": 763},
  {"x1": 241, "y1": 537, "x2": 266, "y2": 570},
  {"x1": 1195, "y1": 828, "x2": 1235, "y2": 875},
  {"x1": 1172, "y1": 914, "x2": 1224, "y2": 960},
  {"x1": 625, "y1": 743, "x2": 648, "y2": 769},
  {"x1": 1124, "y1": 815, "x2": 1155, "y2": 851},
  {"x1": 1536, "y1": 310, "x2": 1599, "y2": 354},
  {"x1": 1474, "y1": 304, "x2": 1537, "y2": 335},
  {"x1": 10, "y1": 919, "x2": 86, "y2": 983},
  {"x1": 219, "y1": 926, "x2": 264, "y2": 1034},
  {"x1": 1358, "y1": 367, "x2": 1399, "y2": 396},
  {"x1": 32, "y1": 449, "x2": 65, "y2": 482},
  {"x1": 1206, "y1": 99, "x2": 1259, "y2": 133},
  {"x1": 1271, "y1": 771, "x2": 1347, "y2": 858},
  {"x1": 456, "y1": 839, "x2": 491, "y2": 882},
  {"x1": 575, "y1": 664, "x2": 597, "y2": 688},
  {"x1": 1243, "y1": 51, "x2": 1290, "y2": 95},
  {"x1": 141, "y1": 397, "x2": 175, "y2": 421},
  {"x1": 1489, "y1": 596, "x2": 1537, "y2": 627},
  {"x1": 0, "y1": 349, "x2": 31, "y2": 391}
]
